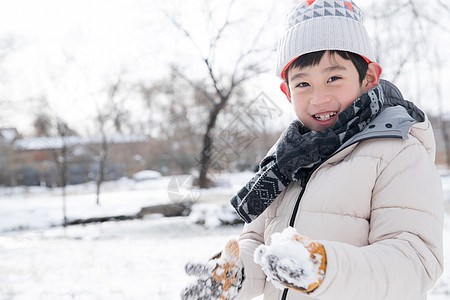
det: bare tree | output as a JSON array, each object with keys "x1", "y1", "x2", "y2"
[
  {"x1": 164, "y1": 0, "x2": 276, "y2": 188},
  {"x1": 33, "y1": 98, "x2": 77, "y2": 226},
  {"x1": 432, "y1": 49, "x2": 450, "y2": 167},
  {"x1": 46, "y1": 118, "x2": 77, "y2": 226},
  {"x1": 33, "y1": 112, "x2": 52, "y2": 137},
  {"x1": 0, "y1": 128, "x2": 19, "y2": 188},
  {"x1": 138, "y1": 71, "x2": 205, "y2": 174},
  {"x1": 91, "y1": 77, "x2": 125, "y2": 205},
  {"x1": 437, "y1": 0, "x2": 450, "y2": 14},
  {"x1": 93, "y1": 108, "x2": 109, "y2": 206},
  {"x1": 365, "y1": 0, "x2": 434, "y2": 83}
]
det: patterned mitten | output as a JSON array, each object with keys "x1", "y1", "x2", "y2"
[
  {"x1": 254, "y1": 227, "x2": 326, "y2": 293},
  {"x1": 181, "y1": 239, "x2": 244, "y2": 300}
]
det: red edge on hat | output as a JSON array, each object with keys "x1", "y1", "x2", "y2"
[
  {"x1": 281, "y1": 56, "x2": 299, "y2": 81},
  {"x1": 361, "y1": 55, "x2": 371, "y2": 64}
]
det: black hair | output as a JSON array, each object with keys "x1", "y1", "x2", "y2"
[{"x1": 285, "y1": 50, "x2": 368, "y2": 88}]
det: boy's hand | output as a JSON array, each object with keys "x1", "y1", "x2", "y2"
[
  {"x1": 181, "y1": 239, "x2": 244, "y2": 300},
  {"x1": 254, "y1": 227, "x2": 326, "y2": 293}
]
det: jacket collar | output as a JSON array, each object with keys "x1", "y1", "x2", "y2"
[
  {"x1": 337, "y1": 106, "x2": 417, "y2": 151},
  {"x1": 336, "y1": 80, "x2": 424, "y2": 152},
  {"x1": 322, "y1": 106, "x2": 421, "y2": 167}
]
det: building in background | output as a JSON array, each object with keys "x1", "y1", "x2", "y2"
[{"x1": 1, "y1": 131, "x2": 150, "y2": 187}]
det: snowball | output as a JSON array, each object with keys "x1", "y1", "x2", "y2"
[{"x1": 254, "y1": 227, "x2": 323, "y2": 290}]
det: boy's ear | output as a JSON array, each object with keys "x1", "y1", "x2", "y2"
[
  {"x1": 280, "y1": 82, "x2": 291, "y2": 103},
  {"x1": 363, "y1": 62, "x2": 382, "y2": 92}
]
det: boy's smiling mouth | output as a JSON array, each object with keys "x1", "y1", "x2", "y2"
[{"x1": 313, "y1": 112, "x2": 337, "y2": 121}]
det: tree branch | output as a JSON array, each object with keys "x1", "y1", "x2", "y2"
[
  {"x1": 208, "y1": 0, "x2": 237, "y2": 53},
  {"x1": 107, "y1": 76, "x2": 122, "y2": 103},
  {"x1": 390, "y1": 46, "x2": 414, "y2": 83},
  {"x1": 163, "y1": 10, "x2": 207, "y2": 61},
  {"x1": 203, "y1": 58, "x2": 225, "y2": 101},
  {"x1": 170, "y1": 65, "x2": 216, "y2": 104},
  {"x1": 437, "y1": 0, "x2": 449, "y2": 11},
  {"x1": 164, "y1": 7, "x2": 229, "y2": 102}
]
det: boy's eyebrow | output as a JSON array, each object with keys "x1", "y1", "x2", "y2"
[
  {"x1": 288, "y1": 64, "x2": 348, "y2": 82},
  {"x1": 322, "y1": 64, "x2": 347, "y2": 73},
  {"x1": 289, "y1": 72, "x2": 307, "y2": 82}
]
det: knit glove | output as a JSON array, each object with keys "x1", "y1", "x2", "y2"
[
  {"x1": 181, "y1": 239, "x2": 244, "y2": 300},
  {"x1": 254, "y1": 227, "x2": 326, "y2": 293}
]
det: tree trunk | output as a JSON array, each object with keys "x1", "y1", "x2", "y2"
[
  {"x1": 96, "y1": 156, "x2": 105, "y2": 206},
  {"x1": 441, "y1": 118, "x2": 450, "y2": 168},
  {"x1": 198, "y1": 98, "x2": 227, "y2": 188},
  {"x1": 434, "y1": 49, "x2": 450, "y2": 168},
  {"x1": 96, "y1": 140, "x2": 107, "y2": 205},
  {"x1": 61, "y1": 145, "x2": 68, "y2": 226}
]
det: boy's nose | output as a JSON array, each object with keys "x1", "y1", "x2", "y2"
[{"x1": 310, "y1": 90, "x2": 332, "y2": 106}]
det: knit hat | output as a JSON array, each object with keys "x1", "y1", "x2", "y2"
[{"x1": 276, "y1": 0, "x2": 376, "y2": 80}]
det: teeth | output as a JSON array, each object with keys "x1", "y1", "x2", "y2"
[{"x1": 314, "y1": 112, "x2": 336, "y2": 121}]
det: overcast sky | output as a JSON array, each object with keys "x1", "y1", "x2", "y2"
[
  {"x1": 0, "y1": 0, "x2": 292, "y2": 135},
  {"x1": 0, "y1": 0, "x2": 146, "y2": 133},
  {"x1": 0, "y1": 0, "x2": 448, "y2": 136}
]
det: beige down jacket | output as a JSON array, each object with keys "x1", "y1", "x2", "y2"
[{"x1": 234, "y1": 83, "x2": 444, "y2": 300}]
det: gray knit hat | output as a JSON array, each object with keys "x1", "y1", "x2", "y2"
[{"x1": 276, "y1": 0, "x2": 376, "y2": 79}]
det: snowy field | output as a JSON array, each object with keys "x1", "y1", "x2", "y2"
[{"x1": 0, "y1": 172, "x2": 449, "y2": 300}]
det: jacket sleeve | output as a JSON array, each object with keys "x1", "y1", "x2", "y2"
[
  {"x1": 309, "y1": 141, "x2": 444, "y2": 299},
  {"x1": 234, "y1": 210, "x2": 267, "y2": 300}
]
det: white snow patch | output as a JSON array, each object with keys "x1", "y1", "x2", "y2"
[
  {"x1": 132, "y1": 170, "x2": 162, "y2": 181},
  {"x1": 188, "y1": 204, "x2": 241, "y2": 228},
  {"x1": 0, "y1": 176, "x2": 173, "y2": 232},
  {"x1": 0, "y1": 217, "x2": 243, "y2": 299}
]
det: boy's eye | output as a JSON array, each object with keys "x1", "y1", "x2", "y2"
[
  {"x1": 296, "y1": 82, "x2": 310, "y2": 88},
  {"x1": 328, "y1": 76, "x2": 341, "y2": 82}
]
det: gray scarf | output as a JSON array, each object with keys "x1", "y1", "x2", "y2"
[{"x1": 230, "y1": 85, "x2": 385, "y2": 223}]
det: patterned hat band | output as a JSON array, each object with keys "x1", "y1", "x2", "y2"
[{"x1": 276, "y1": 0, "x2": 375, "y2": 79}]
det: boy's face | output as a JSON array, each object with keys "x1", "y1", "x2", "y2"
[{"x1": 285, "y1": 53, "x2": 370, "y2": 131}]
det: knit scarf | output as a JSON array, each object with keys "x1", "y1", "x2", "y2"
[{"x1": 230, "y1": 85, "x2": 385, "y2": 223}]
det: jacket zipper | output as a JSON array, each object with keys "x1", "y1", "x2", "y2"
[
  {"x1": 281, "y1": 178, "x2": 309, "y2": 300},
  {"x1": 289, "y1": 181, "x2": 307, "y2": 227},
  {"x1": 281, "y1": 288, "x2": 289, "y2": 300}
]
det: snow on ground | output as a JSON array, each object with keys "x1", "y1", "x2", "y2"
[
  {"x1": 0, "y1": 217, "x2": 243, "y2": 300},
  {"x1": 0, "y1": 177, "x2": 171, "y2": 232},
  {"x1": 0, "y1": 171, "x2": 449, "y2": 299},
  {"x1": 0, "y1": 171, "x2": 255, "y2": 232}
]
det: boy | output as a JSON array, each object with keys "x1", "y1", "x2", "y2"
[{"x1": 181, "y1": 1, "x2": 444, "y2": 299}]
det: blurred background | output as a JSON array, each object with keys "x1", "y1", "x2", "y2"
[{"x1": 0, "y1": 0, "x2": 449, "y2": 299}]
